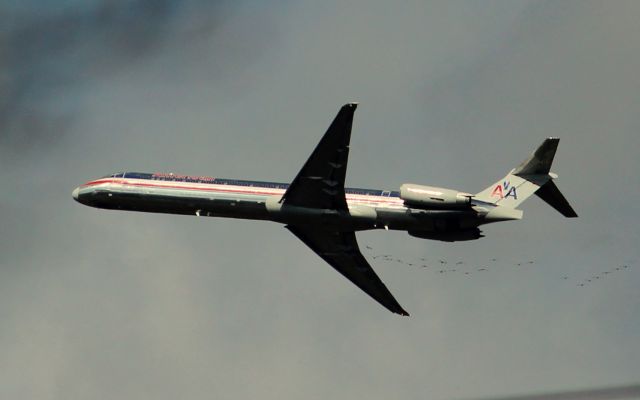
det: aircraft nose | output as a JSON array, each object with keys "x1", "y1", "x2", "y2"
[{"x1": 72, "y1": 187, "x2": 80, "y2": 202}]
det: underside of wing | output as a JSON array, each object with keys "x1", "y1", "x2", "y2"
[
  {"x1": 280, "y1": 103, "x2": 357, "y2": 211},
  {"x1": 287, "y1": 225, "x2": 409, "y2": 316}
]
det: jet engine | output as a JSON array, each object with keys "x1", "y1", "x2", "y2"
[{"x1": 400, "y1": 183, "x2": 472, "y2": 209}]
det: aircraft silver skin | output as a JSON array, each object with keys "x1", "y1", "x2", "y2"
[{"x1": 73, "y1": 103, "x2": 577, "y2": 316}]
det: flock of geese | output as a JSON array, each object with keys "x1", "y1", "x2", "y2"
[
  {"x1": 573, "y1": 264, "x2": 632, "y2": 287},
  {"x1": 362, "y1": 245, "x2": 634, "y2": 286}
]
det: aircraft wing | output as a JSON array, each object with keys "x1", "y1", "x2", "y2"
[
  {"x1": 280, "y1": 103, "x2": 357, "y2": 211},
  {"x1": 286, "y1": 225, "x2": 409, "y2": 316}
]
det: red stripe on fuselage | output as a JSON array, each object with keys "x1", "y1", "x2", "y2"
[{"x1": 81, "y1": 178, "x2": 405, "y2": 206}]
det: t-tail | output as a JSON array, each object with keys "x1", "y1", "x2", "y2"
[{"x1": 475, "y1": 138, "x2": 578, "y2": 218}]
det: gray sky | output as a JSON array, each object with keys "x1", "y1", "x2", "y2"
[{"x1": 1, "y1": 1, "x2": 639, "y2": 399}]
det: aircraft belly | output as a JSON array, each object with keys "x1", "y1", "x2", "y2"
[
  {"x1": 375, "y1": 207, "x2": 480, "y2": 231},
  {"x1": 264, "y1": 200, "x2": 479, "y2": 232},
  {"x1": 265, "y1": 197, "x2": 378, "y2": 230},
  {"x1": 83, "y1": 187, "x2": 270, "y2": 220}
]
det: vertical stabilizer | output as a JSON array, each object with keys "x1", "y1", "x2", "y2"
[
  {"x1": 475, "y1": 172, "x2": 550, "y2": 209},
  {"x1": 512, "y1": 137, "x2": 559, "y2": 175},
  {"x1": 475, "y1": 138, "x2": 577, "y2": 217}
]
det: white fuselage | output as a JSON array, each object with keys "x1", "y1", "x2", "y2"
[{"x1": 73, "y1": 173, "x2": 498, "y2": 236}]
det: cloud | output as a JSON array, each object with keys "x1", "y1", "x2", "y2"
[{"x1": 0, "y1": 0, "x2": 235, "y2": 153}]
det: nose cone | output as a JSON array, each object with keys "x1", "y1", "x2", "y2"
[{"x1": 72, "y1": 187, "x2": 80, "y2": 202}]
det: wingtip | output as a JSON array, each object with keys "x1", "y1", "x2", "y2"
[{"x1": 397, "y1": 308, "x2": 410, "y2": 317}]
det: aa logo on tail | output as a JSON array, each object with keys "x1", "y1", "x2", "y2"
[{"x1": 492, "y1": 181, "x2": 517, "y2": 200}]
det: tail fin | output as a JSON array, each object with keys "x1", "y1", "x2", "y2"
[{"x1": 475, "y1": 138, "x2": 577, "y2": 217}]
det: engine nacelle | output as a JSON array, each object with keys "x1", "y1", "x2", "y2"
[{"x1": 400, "y1": 183, "x2": 472, "y2": 209}]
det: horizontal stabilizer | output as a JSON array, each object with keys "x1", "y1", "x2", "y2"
[{"x1": 535, "y1": 180, "x2": 578, "y2": 218}]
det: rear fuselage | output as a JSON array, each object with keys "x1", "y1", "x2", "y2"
[{"x1": 73, "y1": 172, "x2": 507, "y2": 237}]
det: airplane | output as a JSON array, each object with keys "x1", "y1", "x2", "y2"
[{"x1": 72, "y1": 103, "x2": 577, "y2": 316}]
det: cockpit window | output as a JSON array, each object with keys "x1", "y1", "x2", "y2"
[{"x1": 123, "y1": 172, "x2": 153, "y2": 179}]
